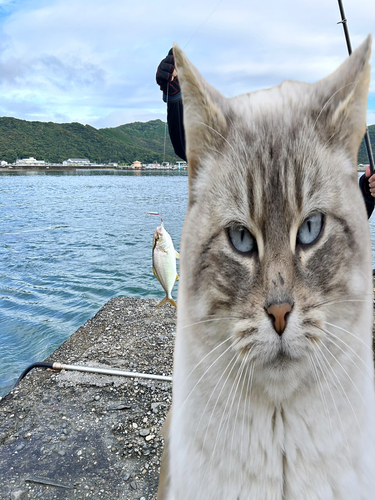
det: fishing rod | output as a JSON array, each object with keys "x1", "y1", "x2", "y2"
[
  {"x1": 337, "y1": 0, "x2": 375, "y2": 175},
  {"x1": 13, "y1": 361, "x2": 172, "y2": 389}
]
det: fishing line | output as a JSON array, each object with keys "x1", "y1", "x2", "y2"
[
  {"x1": 163, "y1": 83, "x2": 169, "y2": 164},
  {"x1": 162, "y1": 0, "x2": 226, "y2": 161},
  {"x1": 183, "y1": 0, "x2": 226, "y2": 50},
  {"x1": 146, "y1": 211, "x2": 163, "y2": 225}
]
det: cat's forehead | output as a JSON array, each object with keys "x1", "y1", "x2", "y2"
[
  {"x1": 211, "y1": 104, "x2": 340, "y2": 210},
  {"x1": 195, "y1": 96, "x2": 354, "y2": 240}
]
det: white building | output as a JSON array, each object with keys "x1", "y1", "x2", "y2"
[
  {"x1": 63, "y1": 158, "x2": 90, "y2": 166},
  {"x1": 16, "y1": 157, "x2": 45, "y2": 166},
  {"x1": 0, "y1": 161, "x2": 8, "y2": 166},
  {"x1": 132, "y1": 161, "x2": 142, "y2": 169}
]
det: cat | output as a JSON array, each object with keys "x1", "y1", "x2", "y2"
[{"x1": 158, "y1": 35, "x2": 375, "y2": 500}]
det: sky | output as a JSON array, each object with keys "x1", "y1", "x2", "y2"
[{"x1": 0, "y1": 0, "x2": 374, "y2": 129}]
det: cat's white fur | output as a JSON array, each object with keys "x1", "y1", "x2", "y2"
[{"x1": 158, "y1": 36, "x2": 375, "y2": 500}]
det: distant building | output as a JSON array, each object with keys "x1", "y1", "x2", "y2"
[
  {"x1": 0, "y1": 161, "x2": 8, "y2": 166},
  {"x1": 63, "y1": 158, "x2": 90, "y2": 166},
  {"x1": 132, "y1": 161, "x2": 142, "y2": 169},
  {"x1": 176, "y1": 161, "x2": 187, "y2": 169},
  {"x1": 16, "y1": 157, "x2": 45, "y2": 166}
]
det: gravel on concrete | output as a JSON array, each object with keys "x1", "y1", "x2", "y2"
[{"x1": 0, "y1": 297, "x2": 175, "y2": 500}]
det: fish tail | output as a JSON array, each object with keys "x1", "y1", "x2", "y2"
[{"x1": 156, "y1": 296, "x2": 177, "y2": 309}]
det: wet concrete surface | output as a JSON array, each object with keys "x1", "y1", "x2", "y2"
[{"x1": 0, "y1": 297, "x2": 175, "y2": 500}]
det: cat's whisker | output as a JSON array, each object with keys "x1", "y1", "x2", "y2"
[
  {"x1": 315, "y1": 342, "x2": 363, "y2": 435},
  {"x1": 177, "y1": 331, "x2": 232, "y2": 387},
  {"x1": 311, "y1": 296, "x2": 370, "y2": 309},
  {"x1": 229, "y1": 350, "x2": 252, "y2": 481},
  {"x1": 319, "y1": 340, "x2": 369, "y2": 411},
  {"x1": 197, "y1": 349, "x2": 241, "y2": 489},
  {"x1": 242, "y1": 359, "x2": 255, "y2": 488},
  {"x1": 228, "y1": 349, "x2": 252, "y2": 464},
  {"x1": 225, "y1": 351, "x2": 250, "y2": 466},
  {"x1": 323, "y1": 321, "x2": 373, "y2": 351},
  {"x1": 176, "y1": 337, "x2": 240, "y2": 412},
  {"x1": 177, "y1": 317, "x2": 241, "y2": 391},
  {"x1": 191, "y1": 348, "x2": 239, "y2": 456},
  {"x1": 206, "y1": 351, "x2": 247, "y2": 482},
  {"x1": 317, "y1": 325, "x2": 374, "y2": 382},
  {"x1": 308, "y1": 352, "x2": 333, "y2": 437},
  {"x1": 179, "y1": 314, "x2": 247, "y2": 330},
  {"x1": 310, "y1": 348, "x2": 353, "y2": 468}
]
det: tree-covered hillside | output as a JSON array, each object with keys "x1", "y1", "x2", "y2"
[
  {"x1": 0, "y1": 116, "x2": 373, "y2": 166},
  {"x1": 0, "y1": 117, "x2": 179, "y2": 164}
]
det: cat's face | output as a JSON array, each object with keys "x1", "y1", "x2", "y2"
[{"x1": 174, "y1": 37, "x2": 372, "y2": 397}]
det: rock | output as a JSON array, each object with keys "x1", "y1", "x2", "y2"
[{"x1": 10, "y1": 490, "x2": 27, "y2": 500}]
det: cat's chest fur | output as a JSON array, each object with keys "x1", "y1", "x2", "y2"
[{"x1": 158, "y1": 36, "x2": 375, "y2": 500}]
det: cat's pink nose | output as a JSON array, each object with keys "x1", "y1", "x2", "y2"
[{"x1": 267, "y1": 303, "x2": 292, "y2": 335}]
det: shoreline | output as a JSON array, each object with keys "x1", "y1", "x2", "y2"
[
  {"x1": 0, "y1": 166, "x2": 188, "y2": 173},
  {"x1": 0, "y1": 165, "x2": 365, "y2": 173},
  {"x1": 0, "y1": 296, "x2": 175, "y2": 500}
]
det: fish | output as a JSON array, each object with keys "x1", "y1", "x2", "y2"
[{"x1": 152, "y1": 224, "x2": 179, "y2": 308}]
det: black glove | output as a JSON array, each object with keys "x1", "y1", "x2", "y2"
[{"x1": 156, "y1": 48, "x2": 181, "y2": 99}]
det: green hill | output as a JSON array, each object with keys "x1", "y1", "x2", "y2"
[
  {"x1": 358, "y1": 124, "x2": 375, "y2": 165},
  {"x1": 0, "y1": 116, "x2": 373, "y2": 166},
  {"x1": 0, "y1": 117, "x2": 179, "y2": 164}
]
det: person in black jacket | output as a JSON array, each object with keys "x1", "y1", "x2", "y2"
[
  {"x1": 156, "y1": 48, "x2": 375, "y2": 218},
  {"x1": 156, "y1": 48, "x2": 186, "y2": 162}
]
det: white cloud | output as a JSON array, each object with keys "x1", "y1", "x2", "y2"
[{"x1": 0, "y1": 0, "x2": 373, "y2": 127}]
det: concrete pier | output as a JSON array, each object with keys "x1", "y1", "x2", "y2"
[{"x1": 0, "y1": 297, "x2": 175, "y2": 500}]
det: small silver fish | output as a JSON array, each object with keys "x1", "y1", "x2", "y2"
[{"x1": 152, "y1": 224, "x2": 179, "y2": 308}]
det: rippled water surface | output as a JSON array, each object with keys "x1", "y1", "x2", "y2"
[{"x1": 0, "y1": 170, "x2": 188, "y2": 396}]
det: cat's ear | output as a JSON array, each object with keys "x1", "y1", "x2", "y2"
[
  {"x1": 313, "y1": 35, "x2": 372, "y2": 165},
  {"x1": 173, "y1": 44, "x2": 227, "y2": 186}
]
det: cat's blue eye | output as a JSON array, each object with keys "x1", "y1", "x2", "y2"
[
  {"x1": 228, "y1": 225, "x2": 256, "y2": 254},
  {"x1": 297, "y1": 213, "x2": 323, "y2": 246}
]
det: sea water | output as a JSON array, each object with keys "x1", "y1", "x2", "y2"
[
  {"x1": 1, "y1": 170, "x2": 374, "y2": 397},
  {"x1": 0, "y1": 170, "x2": 188, "y2": 396}
]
